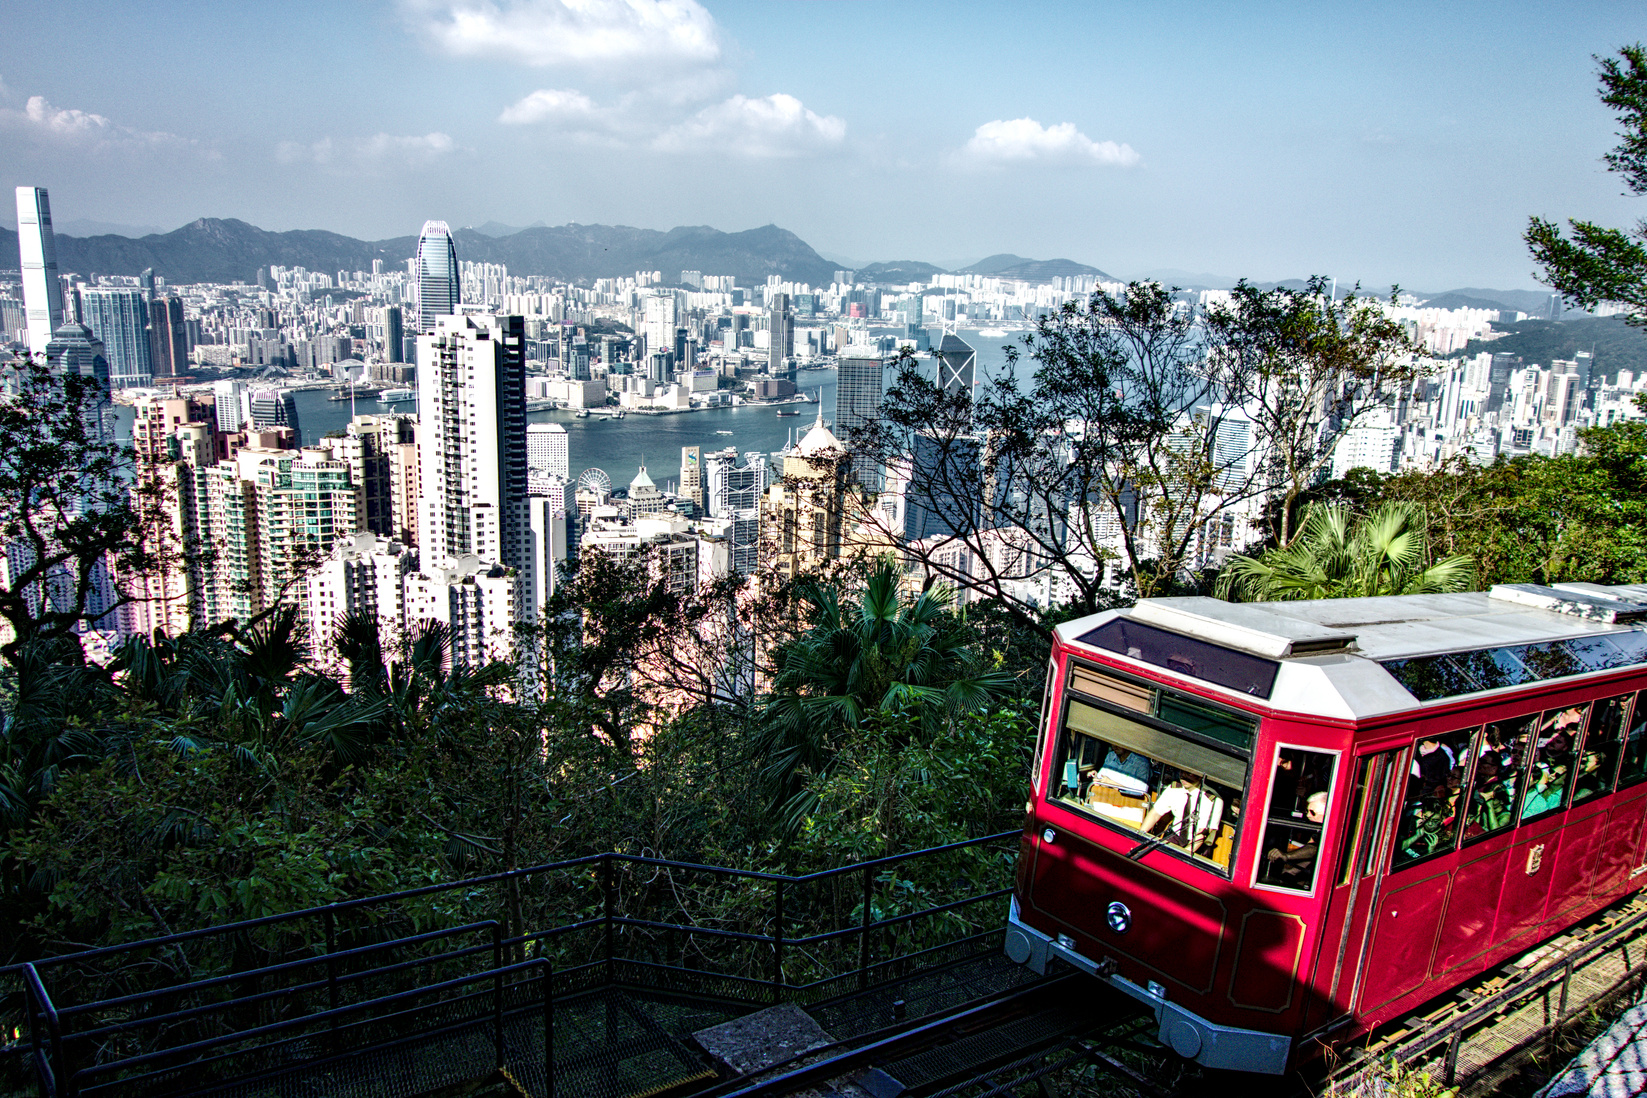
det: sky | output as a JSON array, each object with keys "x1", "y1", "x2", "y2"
[{"x1": 2, "y1": 0, "x2": 1645, "y2": 290}]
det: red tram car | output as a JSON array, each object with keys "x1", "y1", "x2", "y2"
[{"x1": 1004, "y1": 583, "x2": 1647, "y2": 1073}]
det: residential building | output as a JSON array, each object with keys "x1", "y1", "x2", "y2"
[{"x1": 80, "y1": 288, "x2": 153, "y2": 388}]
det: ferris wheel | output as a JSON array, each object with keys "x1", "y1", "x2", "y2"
[{"x1": 576, "y1": 467, "x2": 612, "y2": 495}]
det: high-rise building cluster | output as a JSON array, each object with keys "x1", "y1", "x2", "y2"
[{"x1": 6, "y1": 184, "x2": 1646, "y2": 674}]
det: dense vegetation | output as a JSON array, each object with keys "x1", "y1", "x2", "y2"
[{"x1": 1450, "y1": 317, "x2": 1647, "y2": 377}]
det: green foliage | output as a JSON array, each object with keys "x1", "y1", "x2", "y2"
[
  {"x1": 1303, "y1": 415, "x2": 1647, "y2": 588},
  {"x1": 796, "y1": 707, "x2": 1032, "y2": 863},
  {"x1": 1447, "y1": 317, "x2": 1647, "y2": 376},
  {"x1": 1527, "y1": 44, "x2": 1647, "y2": 324},
  {"x1": 756, "y1": 558, "x2": 1018, "y2": 825},
  {"x1": 1218, "y1": 502, "x2": 1474, "y2": 602}
]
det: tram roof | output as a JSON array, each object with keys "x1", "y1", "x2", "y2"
[{"x1": 1055, "y1": 583, "x2": 1647, "y2": 721}]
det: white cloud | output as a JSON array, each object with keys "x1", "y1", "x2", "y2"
[
  {"x1": 0, "y1": 91, "x2": 193, "y2": 152},
  {"x1": 960, "y1": 118, "x2": 1139, "y2": 168},
  {"x1": 403, "y1": 0, "x2": 719, "y2": 68},
  {"x1": 499, "y1": 88, "x2": 599, "y2": 125},
  {"x1": 654, "y1": 94, "x2": 845, "y2": 158},
  {"x1": 359, "y1": 131, "x2": 457, "y2": 161},
  {"x1": 277, "y1": 132, "x2": 457, "y2": 167}
]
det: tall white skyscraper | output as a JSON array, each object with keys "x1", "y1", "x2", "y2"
[
  {"x1": 415, "y1": 221, "x2": 460, "y2": 335},
  {"x1": 15, "y1": 187, "x2": 65, "y2": 359},
  {"x1": 527, "y1": 422, "x2": 570, "y2": 485},
  {"x1": 416, "y1": 314, "x2": 530, "y2": 575}
]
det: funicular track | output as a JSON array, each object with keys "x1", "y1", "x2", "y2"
[{"x1": 1329, "y1": 889, "x2": 1647, "y2": 1096}]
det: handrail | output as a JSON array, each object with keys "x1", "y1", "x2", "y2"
[
  {"x1": 12, "y1": 832, "x2": 1016, "y2": 1098},
  {"x1": 6, "y1": 831, "x2": 1016, "y2": 978},
  {"x1": 53, "y1": 920, "x2": 498, "y2": 1021},
  {"x1": 70, "y1": 958, "x2": 546, "y2": 1082}
]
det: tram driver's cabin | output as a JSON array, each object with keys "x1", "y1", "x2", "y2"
[{"x1": 1005, "y1": 583, "x2": 1647, "y2": 1074}]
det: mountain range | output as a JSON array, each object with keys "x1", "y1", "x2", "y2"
[
  {"x1": 0, "y1": 217, "x2": 1549, "y2": 307},
  {"x1": 0, "y1": 219, "x2": 846, "y2": 289},
  {"x1": 0, "y1": 218, "x2": 1112, "y2": 291}
]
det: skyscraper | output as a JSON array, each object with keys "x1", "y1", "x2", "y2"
[
  {"x1": 527, "y1": 422, "x2": 570, "y2": 486},
  {"x1": 679, "y1": 445, "x2": 702, "y2": 512},
  {"x1": 45, "y1": 322, "x2": 117, "y2": 449},
  {"x1": 384, "y1": 305, "x2": 405, "y2": 363},
  {"x1": 935, "y1": 334, "x2": 977, "y2": 402},
  {"x1": 836, "y1": 348, "x2": 888, "y2": 489},
  {"x1": 79, "y1": 288, "x2": 153, "y2": 388},
  {"x1": 415, "y1": 221, "x2": 460, "y2": 335},
  {"x1": 416, "y1": 313, "x2": 529, "y2": 575},
  {"x1": 768, "y1": 292, "x2": 794, "y2": 371},
  {"x1": 15, "y1": 187, "x2": 65, "y2": 359},
  {"x1": 149, "y1": 295, "x2": 188, "y2": 379}
]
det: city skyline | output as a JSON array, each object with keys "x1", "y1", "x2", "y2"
[{"x1": 1, "y1": 1, "x2": 1644, "y2": 289}]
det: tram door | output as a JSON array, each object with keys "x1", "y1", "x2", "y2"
[{"x1": 1307, "y1": 750, "x2": 1401, "y2": 1031}]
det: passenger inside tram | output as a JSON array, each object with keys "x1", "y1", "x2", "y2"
[
  {"x1": 1522, "y1": 704, "x2": 1586, "y2": 820},
  {"x1": 1255, "y1": 747, "x2": 1336, "y2": 891},
  {"x1": 1049, "y1": 695, "x2": 1245, "y2": 871}
]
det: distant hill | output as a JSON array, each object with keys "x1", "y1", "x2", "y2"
[
  {"x1": 960, "y1": 253, "x2": 1112, "y2": 281},
  {"x1": 1430, "y1": 287, "x2": 1557, "y2": 314},
  {"x1": 1417, "y1": 292, "x2": 1516, "y2": 312},
  {"x1": 0, "y1": 218, "x2": 840, "y2": 288},
  {"x1": 1449, "y1": 317, "x2": 1647, "y2": 379},
  {"x1": 856, "y1": 260, "x2": 948, "y2": 283}
]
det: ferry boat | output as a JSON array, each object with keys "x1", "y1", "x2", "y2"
[
  {"x1": 378, "y1": 388, "x2": 415, "y2": 404},
  {"x1": 575, "y1": 409, "x2": 590, "y2": 418},
  {"x1": 715, "y1": 430, "x2": 734, "y2": 436},
  {"x1": 775, "y1": 409, "x2": 801, "y2": 417}
]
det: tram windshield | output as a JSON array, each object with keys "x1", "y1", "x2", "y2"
[{"x1": 1049, "y1": 667, "x2": 1253, "y2": 873}]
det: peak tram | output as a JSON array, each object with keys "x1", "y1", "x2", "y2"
[{"x1": 1004, "y1": 583, "x2": 1647, "y2": 1073}]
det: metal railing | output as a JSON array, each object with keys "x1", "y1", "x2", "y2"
[{"x1": 6, "y1": 830, "x2": 1018, "y2": 1098}]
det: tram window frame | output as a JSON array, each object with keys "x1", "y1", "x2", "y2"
[
  {"x1": 1518, "y1": 702, "x2": 1590, "y2": 823},
  {"x1": 1617, "y1": 691, "x2": 1647, "y2": 790},
  {"x1": 1462, "y1": 714, "x2": 1533, "y2": 848},
  {"x1": 1033, "y1": 657, "x2": 1057, "y2": 793},
  {"x1": 1573, "y1": 693, "x2": 1632, "y2": 806},
  {"x1": 1046, "y1": 660, "x2": 1254, "y2": 878},
  {"x1": 1334, "y1": 755, "x2": 1376, "y2": 888},
  {"x1": 1252, "y1": 744, "x2": 1340, "y2": 897},
  {"x1": 1390, "y1": 725, "x2": 1482, "y2": 871}
]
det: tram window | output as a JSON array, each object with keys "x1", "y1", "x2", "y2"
[
  {"x1": 1334, "y1": 756, "x2": 1375, "y2": 888},
  {"x1": 1255, "y1": 747, "x2": 1337, "y2": 892},
  {"x1": 1521, "y1": 703, "x2": 1588, "y2": 820},
  {"x1": 1466, "y1": 716, "x2": 1531, "y2": 843},
  {"x1": 1048, "y1": 697, "x2": 1246, "y2": 873},
  {"x1": 1391, "y1": 726, "x2": 1479, "y2": 868},
  {"x1": 1619, "y1": 693, "x2": 1647, "y2": 789},
  {"x1": 1574, "y1": 694, "x2": 1633, "y2": 805}
]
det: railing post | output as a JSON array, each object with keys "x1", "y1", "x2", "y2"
[
  {"x1": 542, "y1": 960, "x2": 555, "y2": 1098},
  {"x1": 859, "y1": 865, "x2": 873, "y2": 993},
  {"x1": 323, "y1": 906, "x2": 340, "y2": 1024},
  {"x1": 1443, "y1": 1030, "x2": 1461, "y2": 1088},
  {"x1": 603, "y1": 855, "x2": 617, "y2": 987},
  {"x1": 493, "y1": 922, "x2": 506, "y2": 1071},
  {"x1": 23, "y1": 963, "x2": 69, "y2": 1098},
  {"x1": 772, "y1": 879, "x2": 786, "y2": 1005}
]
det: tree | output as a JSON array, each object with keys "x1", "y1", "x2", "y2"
[
  {"x1": 859, "y1": 282, "x2": 1264, "y2": 614},
  {"x1": 1526, "y1": 44, "x2": 1647, "y2": 324},
  {"x1": 0, "y1": 358, "x2": 156, "y2": 666},
  {"x1": 1204, "y1": 277, "x2": 1425, "y2": 546},
  {"x1": 1217, "y1": 501, "x2": 1474, "y2": 602},
  {"x1": 754, "y1": 557, "x2": 1017, "y2": 824}
]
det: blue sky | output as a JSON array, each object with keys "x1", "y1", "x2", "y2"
[{"x1": 2, "y1": 0, "x2": 1644, "y2": 289}]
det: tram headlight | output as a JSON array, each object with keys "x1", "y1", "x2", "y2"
[{"x1": 1106, "y1": 901, "x2": 1132, "y2": 934}]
